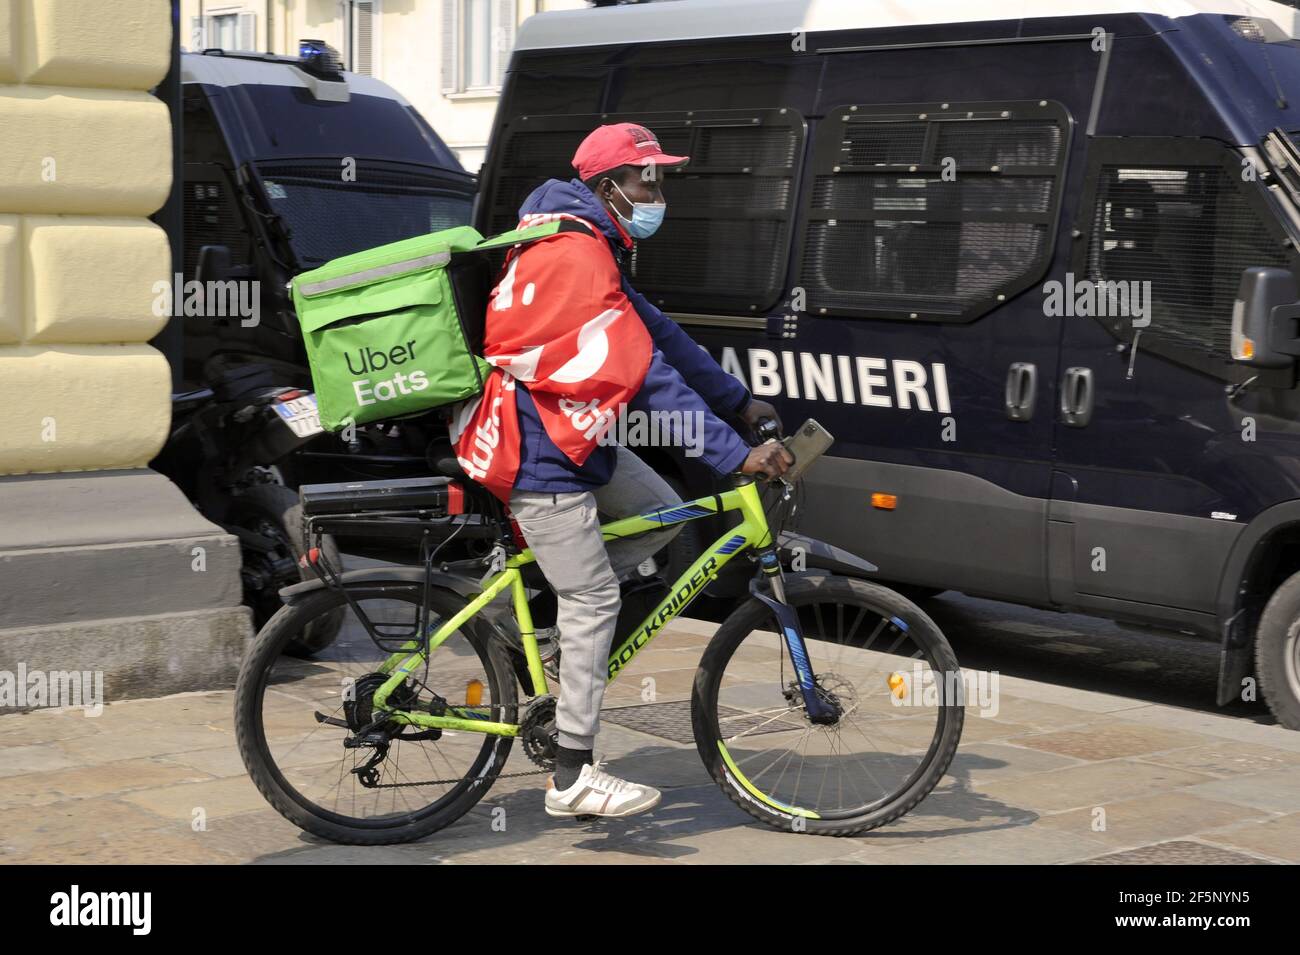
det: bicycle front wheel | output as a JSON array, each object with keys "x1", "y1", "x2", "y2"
[
  {"x1": 692, "y1": 574, "x2": 964, "y2": 836},
  {"x1": 234, "y1": 583, "x2": 518, "y2": 846}
]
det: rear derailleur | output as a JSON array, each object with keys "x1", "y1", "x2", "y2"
[{"x1": 314, "y1": 673, "x2": 446, "y2": 788}]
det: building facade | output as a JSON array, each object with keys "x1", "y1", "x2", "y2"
[
  {"x1": 0, "y1": 0, "x2": 250, "y2": 704},
  {"x1": 179, "y1": 0, "x2": 588, "y2": 171}
]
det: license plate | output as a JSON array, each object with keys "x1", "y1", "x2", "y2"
[{"x1": 273, "y1": 394, "x2": 323, "y2": 438}]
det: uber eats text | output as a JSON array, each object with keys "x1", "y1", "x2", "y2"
[{"x1": 346, "y1": 341, "x2": 429, "y2": 407}]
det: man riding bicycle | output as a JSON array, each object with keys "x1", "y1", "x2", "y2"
[{"x1": 451, "y1": 123, "x2": 792, "y2": 819}]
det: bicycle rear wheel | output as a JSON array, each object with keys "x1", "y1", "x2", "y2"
[
  {"x1": 692, "y1": 574, "x2": 963, "y2": 835},
  {"x1": 234, "y1": 583, "x2": 518, "y2": 845}
]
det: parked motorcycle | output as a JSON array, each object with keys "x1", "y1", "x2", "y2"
[{"x1": 152, "y1": 362, "x2": 344, "y2": 656}]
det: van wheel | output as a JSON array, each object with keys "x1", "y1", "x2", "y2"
[{"x1": 1255, "y1": 571, "x2": 1300, "y2": 730}]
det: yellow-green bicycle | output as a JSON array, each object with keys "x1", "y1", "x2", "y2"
[{"x1": 234, "y1": 420, "x2": 964, "y2": 844}]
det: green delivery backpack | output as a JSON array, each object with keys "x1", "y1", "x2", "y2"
[{"x1": 290, "y1": 221, "x2": 562, "y2": 431}]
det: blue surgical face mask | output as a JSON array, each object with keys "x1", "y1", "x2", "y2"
[{"x1": 609, "y1": 179, "x2": 666, "y2": 239}]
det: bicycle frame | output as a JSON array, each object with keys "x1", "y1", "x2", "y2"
[{"x1": 368, "y1": 476, "x2": 826, "y2": 735}]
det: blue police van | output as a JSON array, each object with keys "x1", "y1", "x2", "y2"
[
  {"x1": 177, "y1": 43, "x2": 475, "y2": 391},
  {"x1": 474, "y1": 0, "x2": 1300, "y2": 728}
]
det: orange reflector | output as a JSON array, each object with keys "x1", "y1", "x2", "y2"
[
  {"x1": 871, "y1": 493, "x2": 898, "y2": 510},
  {"x1": 1242, "y1": 338, "x2": 1256, "y2": 360},
  {"x1": 465, "y1": 679, "x2": 484, "y2": 707},
  {"x1": 888, "y1": 672, "x2": 907, "y2": 699}
]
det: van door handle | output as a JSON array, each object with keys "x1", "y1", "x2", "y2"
[
  {"x1": 1060, "y1": 366, "x2": 1094, "y2": 427},
  {"x1": 1005, "y1": 362, "x2": 1037, "y2": 421}
]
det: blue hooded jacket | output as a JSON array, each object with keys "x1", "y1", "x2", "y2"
[{"x1": 509, "y1": 178, "x2": 752, "y2": 493}]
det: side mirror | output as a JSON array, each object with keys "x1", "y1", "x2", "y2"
[
  {"x1": 1231, "y1": 267, "x2": 1300, "y2": 368},
  {"x1": 195, "y1": 244, "x2": 232, "y2": 284}
]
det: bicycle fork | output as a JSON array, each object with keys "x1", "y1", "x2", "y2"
[{"x1": 750, "y1": 551, "x2": 839, "y2": 725}]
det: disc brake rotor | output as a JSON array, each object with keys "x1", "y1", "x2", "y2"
[{"x1": 344, "y1": 673, "x2": 420, "y2": 735}]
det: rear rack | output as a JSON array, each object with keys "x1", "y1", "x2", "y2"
[
  {"x1": 299, "y1": 475, "x2": 489, "y2": 541},
  {"x1": 297, "y1": 474, "x2": 512, "y2": 653}
]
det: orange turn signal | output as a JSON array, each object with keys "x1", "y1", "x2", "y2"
[{"x1": 871, "y1": 493, "x2": 898, "y2": 510}]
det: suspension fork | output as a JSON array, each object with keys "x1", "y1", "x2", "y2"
[
  {"x1": 732, "y1": 476, "x2": 837, "y2": 723},
  {"x1": 750, "y1": 547, "x2": 839, "y2": 724}
]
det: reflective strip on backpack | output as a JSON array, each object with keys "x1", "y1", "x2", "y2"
[{"x1": 297, "y1": 250, "x2": 451, "y2": 297}]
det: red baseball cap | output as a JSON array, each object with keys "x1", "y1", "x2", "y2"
[{"x1": 571, "y1": 123, "x2": 690, "y2": 180}]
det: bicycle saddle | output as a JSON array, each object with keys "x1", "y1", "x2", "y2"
[{"x1": 425, "y1": 440, "x2": 468, "y2": 480}]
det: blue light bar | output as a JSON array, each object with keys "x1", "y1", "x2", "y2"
[{"x1": 298, "y1": 38, "x2": 343, "y2": 76}]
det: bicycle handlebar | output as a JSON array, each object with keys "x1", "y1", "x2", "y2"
[
  {"x1": 752, "y1": 416, "x2": 782, "y2": 444},
  {"x1": 735, "y1": 416, "x2": 791, "y2": 485}
]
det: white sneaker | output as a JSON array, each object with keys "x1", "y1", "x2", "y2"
[{"x1": 544, "y1": 760, "x2": 661, "y2": 819}]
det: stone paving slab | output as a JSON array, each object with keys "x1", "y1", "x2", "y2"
[
  {"x1": 1078, "y1": 841, "x2": 1277, "y2": 865},
  {"x1": 1, "y1": 616, "x2": 1298, "y2": 865},
  {"x1": 1197, "y1": 812, "x2": 1300, "y2": 863},
  {"x1": 1008, "y1": 722, "x2": 1204, "y2": 761},
  {"x1": 1181, "y1": 767, "x2": 1300, "y2": 815},
  {"x1": 1032, "y1": 792, "x2": 1272, "y2": 850}
]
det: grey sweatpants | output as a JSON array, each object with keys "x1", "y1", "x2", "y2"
[{"x1": 509, "y1": 446, "x2": 682, "y2": 750}]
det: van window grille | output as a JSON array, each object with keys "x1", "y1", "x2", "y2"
[
  {"x1": 501, "y1": 130, "x2": 581, "y2": 169},
  {"x1": 181, "y1": 171, "x2": 253, "y2": 279},
  {"x1": 484, "y1": 109, "x2": 804, "y2": 312},
  {"x1": 843, "y1": 123, "x2": 928, "y2": 166},
  {"x1": 935, "y1": 121, "x2": 1062, "y2": 167},
  {"x1": 797, "y1": 101, "x2": 1069, "y2": 321},
  {"x1": 1085, "y1": 163, "x2": 1290, "y2": 358}
]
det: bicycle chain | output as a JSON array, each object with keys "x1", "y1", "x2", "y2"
[
  {"x1": 359, "y1": 698, "x2": 554, "y2": 789},
  {"x1": 366, "y1": 765, "x2": 550, "y2": 789}
]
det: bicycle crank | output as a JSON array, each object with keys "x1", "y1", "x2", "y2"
[{"x1": 520, "y1": 695, "x2": 558, "y2": 770}]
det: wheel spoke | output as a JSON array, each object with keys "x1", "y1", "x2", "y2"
[
  {"x1": 704, "y1": 582, "x2": 962, "y2": 824},
  {"x1": 239, "y1": 587, "x2": 516, "y2": 841}
]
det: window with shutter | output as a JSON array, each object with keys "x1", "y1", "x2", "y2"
[
  {"x1": 206, "y1": 12, "x2": 238, "y2": 50},
  {"x1": 350, "y1": 1, "x2": 376, "y2": 75},
  {"x1": 237, "y1": 11, "x2": 256, "y2": 52},
  {"x1": 440, "y1": 0, "x2": 458, "y2": 93},
  {"x1": 1075, "y1": 138, "x2": 1295, "y2": 371},
  {"x1": 493, "y1": 0, "x2": 515, "y2": 88},
  {"x1": 464, "y1": 0, "x2": 494, "y2": 89},
  {"x1": 796, "y1": 99, "x2": 1070, "y2": 323},
  {"x1": 441, "y1": 0, "x2": 513, "y2": 93},
  {"x1": 485, "y1": 109, "x2": 805, "y2": 313}
]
